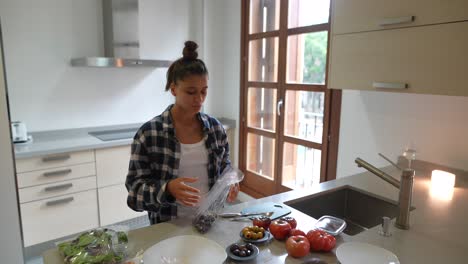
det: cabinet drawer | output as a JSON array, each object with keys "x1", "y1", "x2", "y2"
[
  {"x1": 332, "y1": 0, "x2": 468, "y2": 34},
  {"x1": 16, "y1": 150, "x2": 95, "y2": 173},
  {"x1": 17, "y1": 162, "x2": 96, "y2": 188},
  {"x1": 96, "y1": 145, "x2": 131, "y2": 187},
  {"x1": 98, "y1": 184, "x2": 146, "y2": 226},
  {"x1": 20, "y1": 189, "x2": 99, "y2": 246},
  {"x1": 19, "y1": 176, "x2": 96, "y2": 203},
  {"x1": 329, "y1": 21, "x2": 468, "y2": 96}
]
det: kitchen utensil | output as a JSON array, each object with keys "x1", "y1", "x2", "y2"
[
  {"x1": 379, "y1": 216, "x2": 392, "y2": 237},
  {"x1": 143, "y1": 235, "x2": 226, "y2": 264},
  {"x1": 314, "y1": 215, "x2": 347, "y2": 236},
  {"x1": 11, "y1": 121, "x2": 28, "y2": 143},
  {"x1": 218, "y1": 211, "x2": 273, "y2": 219},
  {"x1": 240, "y1": 202, "x2": 291, "y2": 220},
  {"x1": 336, "y1": 242, "x2": 400, "y2": 264}
]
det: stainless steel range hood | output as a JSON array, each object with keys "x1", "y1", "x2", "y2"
[{"x1": 71, "y1": 0, "x2": 171, "y2": 68}]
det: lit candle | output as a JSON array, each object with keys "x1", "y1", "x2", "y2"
[{"x1": 430, "y1": 170, "x2": 456, "y2": 201}]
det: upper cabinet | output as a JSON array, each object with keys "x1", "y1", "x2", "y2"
[
  {"x1": 328, "y1": 0, "x2": 468, "y2": 96},
  {"x1": 332, "y1": 0, "x2": 468, "y2": 35}
]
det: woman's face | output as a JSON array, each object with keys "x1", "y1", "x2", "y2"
[{"x1": 170, "y1": 74, "x2": 208, "y2": 115}]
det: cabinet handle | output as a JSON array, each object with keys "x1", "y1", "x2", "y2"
[
  {"x1": 45, "y1": 197, "x2": 74, "y2": 206},
  {"x1": 44, "y1": 183, "x2": 73, "y2": 192},
  {"x1": 379, "y1": 16, "x2": 415, "y2": 26},
  {"x1": 42, "y1": 154, "x2": 71, "y2": 162},
  {"x1": 43, "y1": 169, "x2": 72, "y2": 177},
  {"x1": 373, "y1": 82, "x2": 408, "y2": 89},
  {"x1": 277, "y1": 99, "x2": 283, "y2": 116}
]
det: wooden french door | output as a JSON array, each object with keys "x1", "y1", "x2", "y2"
[{"x1": 239, "y1": 0, "x2": 341, "y2": 198}]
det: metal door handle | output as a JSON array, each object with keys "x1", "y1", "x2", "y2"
[
  {"x1": 373, "y1": 82, "x2": 408, "y2": 89},
  {"x1": 277, "y1": 99, "x2": 283, "y2": 116},
  {"x1": 42, "y1": 154, "x2": 71, "y2": 162},
  {"x1": 379, "y1": 16, "x2": 415, "y2": 26},
  {"x1": 45, "y1": 197, "x2": 74, "y2": 206},
  {"x1": 43, "y1": 169, "x2": 72, "y2": 177},
  {"x1": 44, "y1": 183, "x2": 73, "y2": 192}
]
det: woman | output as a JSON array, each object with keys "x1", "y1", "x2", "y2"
[{"x1": 125, "y1": 41, "x2": 239, "y2": 224}]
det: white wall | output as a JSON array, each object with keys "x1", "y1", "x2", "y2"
[
  {"x1": 0, "y1": 25, "x2": 24, "y2": 263},
  {"x1": 203, "y1": 0, "x2": 241, "y2": 166},
  {"x1": 337, "y1": 90, "x2": 468, "y2": 177},
  {"x1": 0, "y1": 0, "x2": 202, "y2": 132}
]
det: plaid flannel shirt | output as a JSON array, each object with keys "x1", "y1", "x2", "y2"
[{"x1": 125, "y1": 104, "x2": 230, "y2": 224}]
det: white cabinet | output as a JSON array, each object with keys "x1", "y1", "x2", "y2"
[
  {"x1": 17, "y1": 162, "x2": 96, "y2": 188},
  {"x1": 18, "y1": 176, "x2": 96, "y2": 204},
  {"x1": 20, "y1": 189, "x2": 99, "y2": 246},
  {"x1": 16, "y1": 150, "x2": 98, "y2": 246},
  {"x1": 96, "y1": 145, "x2": 131, "y2": 187},
  {"x1": 98, "y1": 184, "x2": 146, "y2": 226},
  {"x1": 329, "y1": 21, "x2": 468, "y2": 95},
  {"x1": 332, "y1": 0, "x2": 468, "y2": 34},
  {"x1": 15, "y1": 150, "x2": 94, "y2": 173},
  {"x1": 96, "y1": 145, "x2": 146, "y2": 226},
  {"x1": 16, "y1": 145, "x2": 148, "y2": 246},
  {"x1": 328, "y1": 0, "x2": 468, "y2": 96}
]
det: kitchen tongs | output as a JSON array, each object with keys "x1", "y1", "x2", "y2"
[{"x1": 217, "y1": 211, "x2": 274, "y2": 219}]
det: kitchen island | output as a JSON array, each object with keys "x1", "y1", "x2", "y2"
[{"x1": 43, "y1": 162, "x2": 468, "y2": 263}]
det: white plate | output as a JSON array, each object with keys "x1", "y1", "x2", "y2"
[
  {"x1": 336, "y1": 242, "x2": 400, "y2": 264},
  {"x1": 143, "y1": 235, "x2": 227, "y2": 264}
]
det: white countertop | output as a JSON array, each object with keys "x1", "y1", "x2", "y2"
[{"x1": 43, "y1": 163, "x2": 468, "y2": 263}]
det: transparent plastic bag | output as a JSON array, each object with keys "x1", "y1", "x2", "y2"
[
  {"x1": 57, "y1": 227, "x2": 129, "y2": 264},
  {"x1": 192, "y1": 166, "x2": 244, "y2": 233}
]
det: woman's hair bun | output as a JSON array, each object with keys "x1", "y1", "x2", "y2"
[{"x1": 182, "y1": 40, "x2": 199, "y2": 60}]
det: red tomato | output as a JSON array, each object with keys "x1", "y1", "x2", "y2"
[
  {"x1": 252, "y1": 216, "x2": 271, "y2": 230},
  {"x1": 281, "y1": 216, "x2": 297, "y2": 229},
  {"x1": 269, "y1": 220, "x2": 292, "y2": 240},
  {"x1": 306, "y1": 229, "x2": 336, "y2": 252},
  {"x1": 289, "y1": 229, "x2": 306, "y2": 237},
  {"x1": 285, "y1": 235, "x2": 310, "y2": 258}
]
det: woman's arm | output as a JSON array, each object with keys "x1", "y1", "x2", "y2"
[{"x1": 125, "y1": 132, "x2": 175, "y2": 212}]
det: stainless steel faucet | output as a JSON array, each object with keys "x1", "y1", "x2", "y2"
[{"x1": 355, "y1": 157, "x2": 415, "y2": 230}]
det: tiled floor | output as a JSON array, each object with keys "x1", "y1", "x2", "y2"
[{"x1": 25, "y1": 192, "x2": 255, "y2": 264}]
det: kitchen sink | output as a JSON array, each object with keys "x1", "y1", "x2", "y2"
[
  {"x1": 89, "y1": 128, "x2": 138, "y2": 141},
  {"x1": 285, "y1": 186, "x2": 415, "y2": 236}
]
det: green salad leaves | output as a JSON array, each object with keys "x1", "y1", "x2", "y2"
[{"x1": 58, "y1": 228, "x2": 128, "y2": 264}]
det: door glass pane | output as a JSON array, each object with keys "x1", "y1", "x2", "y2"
[
  {"x1": 284, "y1": 90, "x2": 324, "y2": 143},
  {"x1": 282, "y1": 142, "x2": 321, "y2": 189},
  {"x1": 249, "y1": 0, "x2": 280, "y2": 34},
  {"x1": 247, "y1": 87, "x2": 277, "y2": 131},
  {"x1": 247, "y1": 133, "x2": 275, "y2": 179},
  {"x1": 288, "y1": 0, "x2": 330, "y2": 28},
  {"x1": 249, "y1": 37, "x2": 279, "y2": 82},
  {"x1": 287, "y1": 31, "x2": 328, "y2": 84}
]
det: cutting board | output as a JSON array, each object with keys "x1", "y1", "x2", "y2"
[{"x1": 240, "y1": 202, "x2": 291, "y2": 220}]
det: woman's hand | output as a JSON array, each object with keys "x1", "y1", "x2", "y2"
[
  {"x1": 166, "y1": 177, "x2": 201, "y2": 206},
  {"x1": 226, "y1": 183, "x2": 240, "y2": 203}
]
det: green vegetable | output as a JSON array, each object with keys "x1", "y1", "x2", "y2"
[
  {"x1": 57, "y1": 228, "x2": 126, "y2": 264},
  {"x1": 117, "y1": 231, "x2": 128, "y2": 243}
]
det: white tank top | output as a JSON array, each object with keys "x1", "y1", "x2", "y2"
[{"x1": 177, "y1": 137, "x2": 209, "y2": 217}]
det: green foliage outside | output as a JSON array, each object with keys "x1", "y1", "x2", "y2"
[{"x1": 303, "y1": 31, "x2": 328, "y2": 84}]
